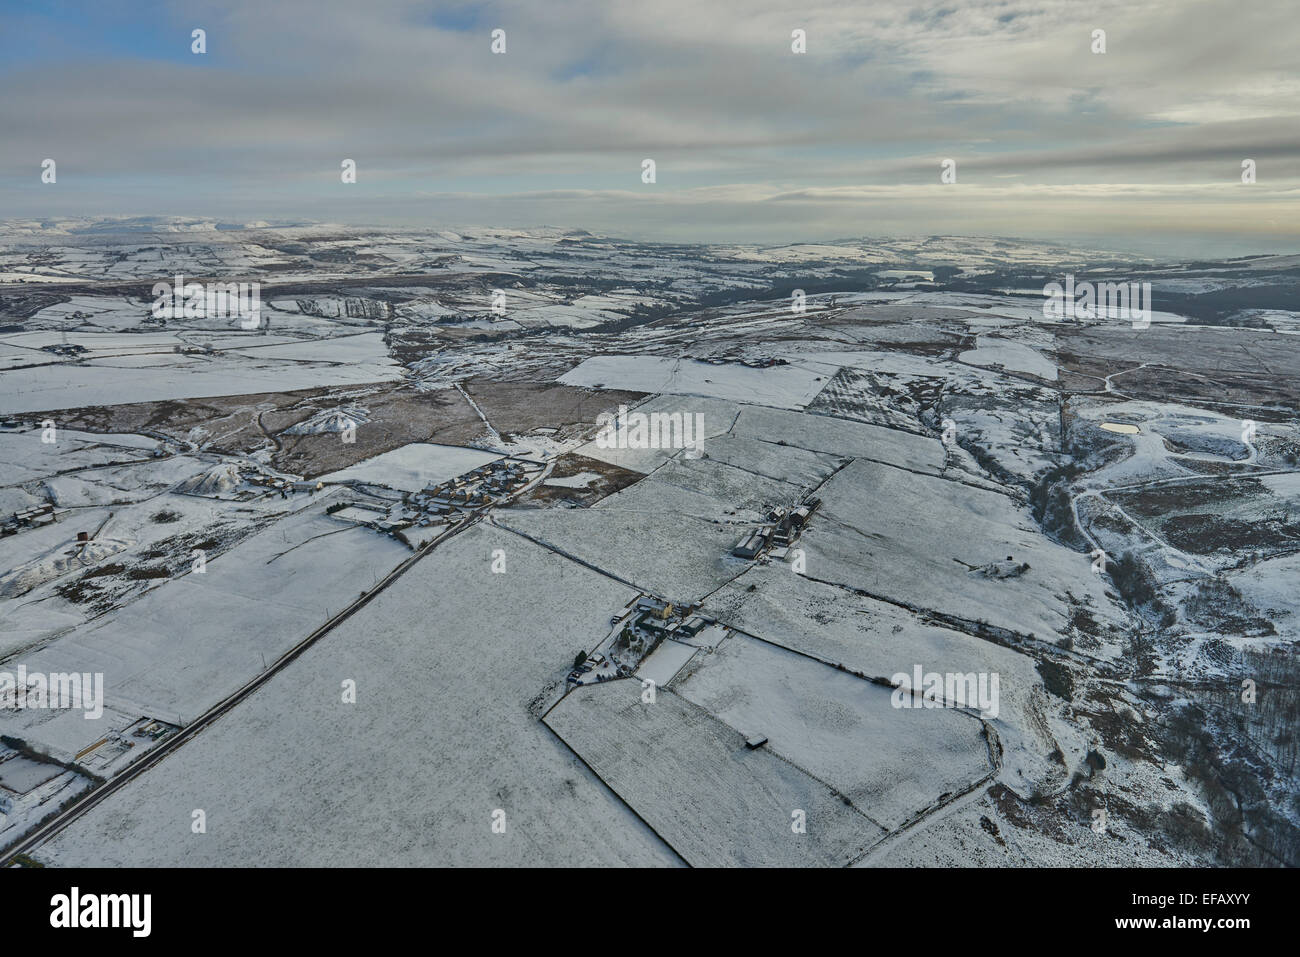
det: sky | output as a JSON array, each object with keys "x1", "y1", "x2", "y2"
[{"x1": 1, "y1": 0, "x2": 1297, "y2": 255}]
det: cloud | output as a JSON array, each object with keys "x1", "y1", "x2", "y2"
[{"x1": 1, "y1": 0, "x2": 1296, "y2": 252}]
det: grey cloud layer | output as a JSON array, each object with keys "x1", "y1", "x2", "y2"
[{"x1": 1, "y1": 0, "x2": 1296, "y2": 250}]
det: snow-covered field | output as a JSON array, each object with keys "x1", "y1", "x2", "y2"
[
  {"x1": 574, "y1": 395, "x2": 740, "y2": 473},
  {"x1": 560, "y1": 355, "x2": 830, "y2": 410},
  {"x1": 673, "y1": 634, "x2": 993, "y2": 830},
  {"x1": 700, "y1": 564, "x2": 1068, "y2": 791},
  {"x1": 959, "y1": 335, "x2": 1058, "y2": 381},
  {"x1": 0, "y1": 429, "x2": 162, "y2": 485},
  {"x1": 493, "y1": 505, "x2": 742, "y2": 605},
  {"x1": 545, "y1": 681, "x2": 885, "y2": 866},
  {"x1": 2, "y1": 502, "x2": 411, "y2": 760},
  {"x1": 803, "y1": 457, "x2": 1128, "y2": 651},
  {"x1": 634, "y1": 638, "x2": 698, "y2": 687},
  {"x1": 318, "y1": 443, "x2": 501, "y2": 492},
  {"x1": 36, "y1": 524, "x2": 678, "y2": 866},
  {"x1": 0, "y1": 491, "x2": 293, "y2": 657},
  {"x1": 730, "y1": 405, "x2": 944, "y2": 474},
  {"x1": 0, "y1": 349, "x2": 401, "y2": 414}
]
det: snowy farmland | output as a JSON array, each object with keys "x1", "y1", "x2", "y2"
[
  {"x1": 803, "y1": 457, "x2": 1129, "y2": 650},
  {"x1": 559, "y1": 355, "x2": 831, "y2": 410},
  {"x1": 0, "y1": 329, "x2": 401, "y2": 414},
  {"x1": 699, "y1": 565, "x2": 1064, "y2": 789},
  {"x1": 1, "y1": 501, "x2": 412, "y2": 760},
  {"x1": 493, "y1": 506, "x2": 742, "y2": 605},
  {"x1": 545, "y1": 682, "x2": 885, "y2": 866},
  {"x1": 3, "y1": 221, "x2": 1297, "y2": 869},
  {"x1": 672, "y1": 634, "x2": 994, "y2": 830},
  {"x1": 318, "y1": 443, "x2": 501, "y2": 492},
  {"x1": 34, "y1": 525, "x2": 678, "y2": 866}
]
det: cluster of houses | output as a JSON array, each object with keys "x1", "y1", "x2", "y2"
[
  {"x1": 55, "y1": 717, "x2": 180, "y2": 777},
  {"x1": 692, "y1": 354, "x2": 789, "y2": 369},
  {"x1": 567, "y1": 595, "x2": 713, "y2": 685},
  {"x1": 40, "y1": 342, "x2": 88, "y2": 358},
  {"x1": 409, "y1": 485, "x2": 491, "y2": 515},
  {"x1": 408, "y1": 459, "x2": 541, "y2": 519},
  {"x1": 327, "y1": 457, "x2": 545, "y2": 545},
  {"x1": 625, "y1": 596, "x2": 709, "y2": 643},
  {"x1": 731, "y1": 498, "x2": 820, "y2": 560},
  {"x1": 241, "y1": 468, "x2": 322, "y2": 498},
  {"x1": 2, "y1": 503, "x2": 57, "y2": 536}
]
